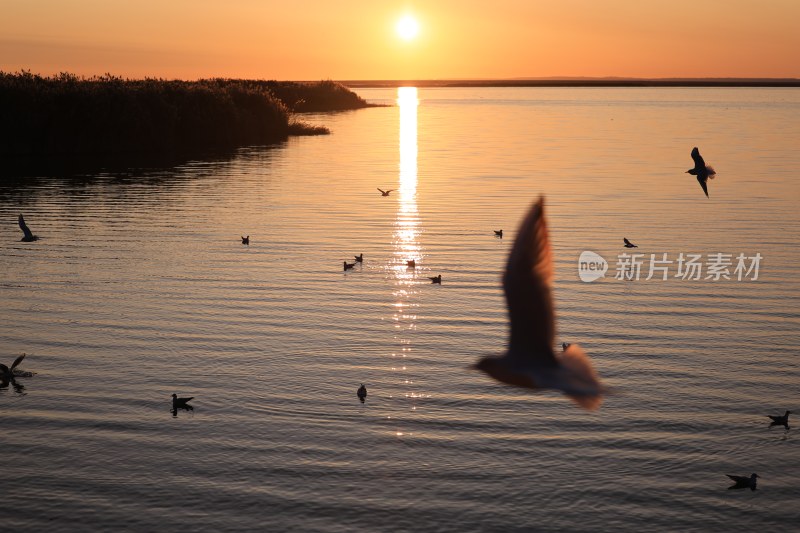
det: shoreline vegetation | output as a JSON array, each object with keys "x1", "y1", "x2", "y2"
[{"x1": 1, "y1": 71, "x2": 379, "y2": 174}]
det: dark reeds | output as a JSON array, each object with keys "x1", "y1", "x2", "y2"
[{"x1": 0, "y1": 72, "x2": 375, "y2": 164}]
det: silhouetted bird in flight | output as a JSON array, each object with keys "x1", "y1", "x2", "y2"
[
  {"x1": 18, "y1": 215, "x2": 38, "y2": 242},
  {"x1": 473, "y1": 197, "x2": 604, "y2": 410},
  {"x1": 407, "y1": 260, "x2": 416, "y2": 268},
  {"x1": 357, "y1": 384, "x2": 367, "y2": 402},
  {"x1": 768, "y1": 410, "x2": 791, "y2": 428},
  {"x1": 494, "y1": 230, "x2": 503, "y2": 238},
  {"x1": 171, "y1": 393, "x2": 194, "y2": 409},
  {"x1": 623, "y1": 238, "x2": 638, "y2": 248},
  {"x1": 343, "y1": 261, "x2": 356, "y2": 271},
  {"x1": 355, "y1": 254, "x2": 363, "y2": 263},
  {"x1": 241, "y1": 235, "x2": 249, "y2": 245},
  {"x1": 377, "y1": 188, "x2": 395, "y2": 196},
  {"x1": 726, "y1": 473, "x2": 758, "y2": 491},
  {"x1": 686, "y1": 147, "x2": 716, "y2": 198},
  {"x1": 429, "y1": 275, "x2": 442, "y2": 284}
]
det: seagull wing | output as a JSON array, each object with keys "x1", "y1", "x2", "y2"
[
  {"x1": 697, "y1": 176, "x2": 709, "y2": 197},
  {"x1": 11, "y1": 353, "x2": 25, "y2": 371},
  {"x1": 503, "y1": 197, "x2": 557, "y2": 365},
  {"x1": 18, "y1": 215, "x2": 34, "y2": 240},
  {"x1": 691, "y1": 147, "x2": 706, "y2": 169},
  {"x1": 377, "y1": 188, "x2": 386, "y2": 194}
]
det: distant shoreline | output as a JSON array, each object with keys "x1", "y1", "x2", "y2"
[{"x1": 340, "y1": 78, "x2": 800, "y2": 88}]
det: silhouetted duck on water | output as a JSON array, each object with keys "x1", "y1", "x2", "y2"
[
  {"x1": 768, "y1": 410, "x2": 791, "y2": 428},
  {"x1": 726, "y1": 473, "x2": 758, "y2": 491},
  {"x1": 241, "y1": 235, "x2": 249, "y2": 245},
  {"x1": 407, "y1": 260, "x2": 416, "y2": 268},
  {"x1": 357, "y1": 384, "x2": 367, "y2": 402},
  {"x1": 172, "y1": 393, "x2": 194, "y2": 410},
  {"x1": 473, "y1": 197, "x2": 605, "y2": 410},
  {"x1": 355, "y1": 254, "x2": 363, "y2": 263},
  {"x1": 377, "y1": 188, "x2": 395, "y2": 196},
  {"x1": 344, "y1": 261, "x2": 356, "y2": 271},
  {"x1": 18, "y1": 215, "x2": 38, "y2": 242},
  {"x1": 494, "y1": 230, "x2": 503, "y2": 238},
  {"x1": 687, "y1": 147, "x2": 716, "y2": 198},
  {"x1": 429, "y1": 275, "x2": 442, "y2": 284},
  {"x1": 623, "y1": 238, "x2": 638, "y2": 248}
]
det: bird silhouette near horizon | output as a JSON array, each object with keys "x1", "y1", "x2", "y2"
[
  {"x1": 768, "y1": 410, "x2": 791, "y2": 429},
  {"x1": 18, "y1": 214, "x2": 38, "y2": 242},
  {"x1": 494, "y1": 230, "x2": 503, "y2": 238},
  {"x1": 473, "y1": 197, "x2": 604, "y2": 410},
  {"x1": 726, "y1": 473, "x2": 759, "y2": 491},
  {"x1": 343, "y1": 261, "x2": 356, "y2": 271},
  {"x1": 241, "y1": 235, "x2": 249, "y2": 245},
  {"x1": 377, "y1": 188, "x2": 395, "y2": 196},
  {"x1": 623, "y1": 238, "x2": 637, "y2": 248},
  {"x1": 355, "y1": 254, "x2": 363, "y2": 263},
  {"x1": 687, "y1": 147, "x2": 716, "y2": 198},
  {"x1": 429, "y1": 274, "x2": 442, "y2": 284}
]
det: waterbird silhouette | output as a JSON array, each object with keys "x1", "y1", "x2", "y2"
[
  {"x1": 0, "y1": 353, "x2": 31, "y2": 379},
  {"x1": 687, "y1": 147, "x2": 716, "y2": 198},
  {"x1": 768, "y1": 410, "x2": 791, "y2": 429},
  {"x1": 429, "y1": 275, "x2": 442, "y2": 284},
  {"x1": 562, "y1": 342, "x2": 571, "y2": 351},
  {"x1": 473, "y1": 197, "x2": 604, "y2": 410},
  {"x1": 726, "y1": 473, "x2": 758, "y2": 491},
  {"x1": 355, "y1": 254, "x2": 363, "y2": 263},
  {"x1": 241, "y1": 235, "x2": 249, "y2": 245},
  {"x1": 344, "y1": 261, "x2": 356, "y2": 271},
  {"x1": 18, "y1": 215, "x2": 38, "y2": 242},
  {"x1": 623, "y1": 238, "x2": 638, "y2": 248},
  {"x1": 172, "y1": 393, "x2": 194, "y2": 410},
  {"x1": 407, "y1": 260, "x2": 416, "y2": 268},
  {"x1": 377, "y1": 188, "x2": 395, "y2": 196},
  {"x1": 357, "y1": 384, "x2": 367, "y2": 402},
  {"x1": 494, "y1": 230, "x2": 503, "y2": 238}
]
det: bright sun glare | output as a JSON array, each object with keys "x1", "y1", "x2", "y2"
[{"x1": 396, "y1": 15, "x2": 420, "y2": 41}]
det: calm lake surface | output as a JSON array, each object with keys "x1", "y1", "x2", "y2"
[{"x1": 2, "y1": 87, "x2": 799, "y2": 531}]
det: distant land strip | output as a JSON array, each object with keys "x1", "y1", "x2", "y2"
[{"x1": 341, "y1": 78, "x2": 800, "y2": 88}]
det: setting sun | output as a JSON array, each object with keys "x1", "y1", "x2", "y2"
[{"x1": 395, "y1": 15, "x2": 420, "y2": 41}]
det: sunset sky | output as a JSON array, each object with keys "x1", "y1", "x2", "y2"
[{"x1": 1, "y1": 0, "x2": 799, "y2": 80}]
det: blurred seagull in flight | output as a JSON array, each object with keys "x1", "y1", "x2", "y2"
[
  {"x1": 726, "y1": 473, "x2": 759, "y2": 491},
  {"x1": 377, "y1": 188, "x2": 395, "y2": 196},
  {"x1": 473, "y1": 197, "x2": 605, "y2": 410},
  {"x1": 686, "y1": 147, "x2": 716, "y2": 198},
  {"x1": 18, "y1": 214, "x2": 38, "y2": 242},
  {"x1": 623, "y1": 238, "x2": 638, "y2": 248}
]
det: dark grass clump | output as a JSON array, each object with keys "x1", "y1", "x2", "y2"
[
  {"x1": 257, "y1": 79, "x2": 382, "y2": 112},
  {"x1": 0, "y1": 72, "x2": 358, "y2": 163}
]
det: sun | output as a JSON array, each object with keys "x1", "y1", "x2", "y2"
[{"x1": 396, "y1": 15, "x2": 420, "y2": 41}]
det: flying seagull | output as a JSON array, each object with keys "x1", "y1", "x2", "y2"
[
  {"x1": 686, "y1": 147, "x2": 716, "y2": 198},
  {"x1": 18, "y1": 214, "x2": 38, "y2": 242},
  {"x1": 377, "y1": 188, "x2": 395, "y2": 196},
  {"x1": 623, "y1": 238, "x2": 638, "y2": 248},
  {"x1": 474, "y1": 197, "x2": 604, "y2": 410},
  {"x1": 768, "y1": 410, "x2": 791, "y2": 428},
  {"x1": 726, "y1": 473, "x2": 758, "y2": 491}
]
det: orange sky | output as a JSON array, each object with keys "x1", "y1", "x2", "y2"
[{"x1": 1, "y1": 0, "x2": 798, "y2": 80}]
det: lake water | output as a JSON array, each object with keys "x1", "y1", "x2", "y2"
[{"x1": 2, "y1": 87, "x2": 799, "y2": 531}]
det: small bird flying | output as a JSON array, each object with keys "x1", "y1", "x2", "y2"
[
  {"x1": 623, "y1": 238, "x2": 638, "y2": 248},
  {"x1": 377, "y1": 188, "x2": 395, "y2": 196},
  {"x1": 474, "y1": 197, "x2": 604, "y2": 410},
  {"x1": 686, "y1": 147, "x2": 717, "y2": 198}
]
